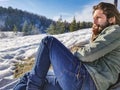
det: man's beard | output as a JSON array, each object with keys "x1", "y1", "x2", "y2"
[
  {"x1": 98, "y1": 21, "x2": 110, "y2": 32},
  {"x1": 91, "y1": 20, "x2": 111, "y2": 41},
  {"x1": 92, "y1": 21, "x2": 111, "y2": 35}
]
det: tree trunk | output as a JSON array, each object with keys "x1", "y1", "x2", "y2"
[{"x1": 114, "y1": 0, "x2": 118, "y2": 7}]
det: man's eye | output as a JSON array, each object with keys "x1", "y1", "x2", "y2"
[{"x1": 97, "y1": 17, "x2": 101, "y2": 19}]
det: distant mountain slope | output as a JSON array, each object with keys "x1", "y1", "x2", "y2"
[{"x1": 0, "y1": 6, "x2": 54, "y2": 34}]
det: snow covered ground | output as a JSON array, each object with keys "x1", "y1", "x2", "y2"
[{"x1": 0, "y1": 28, "x2": 92, "y2": 90}]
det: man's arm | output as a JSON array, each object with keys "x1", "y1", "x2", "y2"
[{"x1": 74, "y1": 25, "x2": 120, "y2": 62}]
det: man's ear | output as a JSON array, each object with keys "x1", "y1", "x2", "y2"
[{"x1": 108, "y1": 16, "x2": 116, "y2": 24}]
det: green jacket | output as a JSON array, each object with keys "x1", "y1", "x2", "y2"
[{"x1": 74, "y1": 25, "x2": 120, "y2": 90}]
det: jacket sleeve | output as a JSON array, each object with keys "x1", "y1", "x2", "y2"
[{"x1": 74, "y1": 25, "x2": 120, "y2": 62}]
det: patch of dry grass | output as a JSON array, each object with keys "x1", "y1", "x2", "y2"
[{"x1": 14, "y1": 57, "x2": 35, "y2": 78}]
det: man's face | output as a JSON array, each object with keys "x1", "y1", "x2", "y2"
[{"x1": 93, "y1": 9, "x2": 109, "y2": 30}]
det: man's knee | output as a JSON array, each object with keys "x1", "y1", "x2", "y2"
[{"x1": 42, "y1": 36, "x2": 56, "y2": 45}]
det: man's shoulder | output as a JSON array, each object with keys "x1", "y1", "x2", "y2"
[
  {"x1": 100, "y1": 25, "x2": 120, "y2": 37},
  {"x1": 104, "y1": 25, "x2": 120, "y2": 32}
]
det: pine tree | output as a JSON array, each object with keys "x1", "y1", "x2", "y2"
[
  {"x1": 22, "y1": 21, "x2": 29, "y2": 35},
  {"x1": 80, "y1": 21, "x2": 86, "y2": 29},
  {"x1": 70, "y1": 17, "x2": 77, "y2": 32},
  {"x1": 46, "y1": 16, "x2": 66, "y2": 34},
  {"x1": 55, "y1": 16, "x2": 62, "y2": 34},
  {"x1": 76, "y1": 21, "x2": 80, "y2": 30},
  {"x1": 13, "y1": 24, "x2": 18, "y2": 34},
  {"x1": 63, "y1": 20, "x2": 70, "y2": 32},
  {"x1": 56, "y1": 16, "x2": 65, "y2": 34},
  {"x1": 31, "y1": 24, "x2": 39, "y2": 34},
  {"x1": 60, "y1": 22, "x2": 65, "y2": 33},
  {"x1": 46, "y1": 23, "x2": 56, "y2": 34}
]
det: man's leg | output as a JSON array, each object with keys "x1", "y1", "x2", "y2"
[
  {"x1": 26, "y1": 36, "x2": 80, "y2": 90},
  {"x1": 45, "y1": 36, "x2": 96, "y2": 90},
  {"x1": 13, "y1": 71, "x2": 62, "y2": 90},
  {"x1": 25, "y1": 36, "x2": 96, "y2": 90},
  {"x1": 13, "y1": 72, "x2": 29, "y2": 90},
  {"x1": 44, "y1": 70, "x2": 62, "y2": 90},
  {"x1": 26, "y1": 36, "x2": 51, "y2": 90}
]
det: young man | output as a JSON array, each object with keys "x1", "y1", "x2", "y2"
[{"x1": 14, "y1": 2, "x2": 120, "y2": 90}]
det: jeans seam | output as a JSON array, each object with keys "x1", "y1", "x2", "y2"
[{"x1": 76, "y1": 62, "x2": 82, "y2": 80}]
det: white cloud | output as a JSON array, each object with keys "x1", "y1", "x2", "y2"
[
  {"x1": 53, "y1": 1, "x2": 98, "y2": 23},
  {"x1": 52, "y1": 12, "x2": 73, "y2": 22},
  {"x1": 53, "y1": 16, "x2": 61, "y2": 21},
  {"x1": 53, "y1": 5, "x2": 93, "y2": 23},
  {"x1": 74, "y1": 5, "x2": 93, "y2": 22}
]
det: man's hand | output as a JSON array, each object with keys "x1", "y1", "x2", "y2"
[
  {"x1": 91, "y1": 24, "x2": 102, "y2": 41},
  {"x1": 92, "y1": 24, "x2": 99, "y2": 35},
  {"x1": 92, "y1": 24, "x2": 103, "y2": 35}
]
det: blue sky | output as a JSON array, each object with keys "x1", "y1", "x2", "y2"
[{"x1": 0, "y1": 0, "x2": 120, "y2": 22}]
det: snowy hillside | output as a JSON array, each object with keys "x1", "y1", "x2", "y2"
[{"x1": 0, "y1": 28, "x2": 92, "y2": 90}]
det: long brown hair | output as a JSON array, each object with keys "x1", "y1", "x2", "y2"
[{"x1": 93, "y1": 2, "x2": 120, "y2": 26}]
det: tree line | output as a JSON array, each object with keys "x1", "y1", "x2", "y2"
[{"x1": 46, "y1": 16, "x2": 93, "y2": 34}]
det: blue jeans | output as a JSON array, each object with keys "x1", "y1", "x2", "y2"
[
  {"x1": 14, "y1": 71, "x2": 62, "y2": 90},
  {"x1": 14, "y1": 36, "x2": 96, "y2": 90}
]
